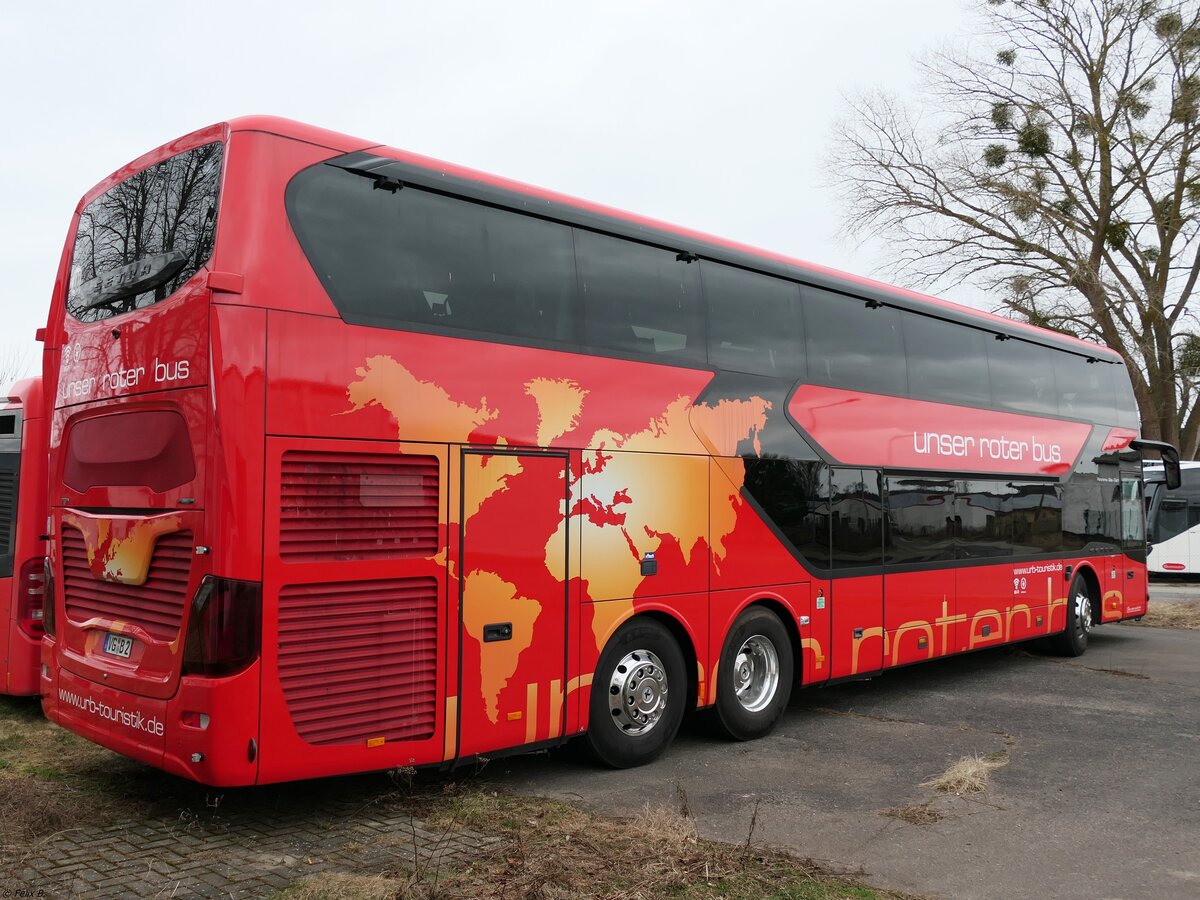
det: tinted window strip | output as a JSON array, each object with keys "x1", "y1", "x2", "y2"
[{"x1": 289, "y1": 160, "x2": 1133, "y2": 426}]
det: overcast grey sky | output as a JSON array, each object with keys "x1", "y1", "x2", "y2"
[{"x1": 0, "y1": 0, "x2": 976, "y2": 385}]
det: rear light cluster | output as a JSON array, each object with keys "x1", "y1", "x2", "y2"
[
  {"x1": 17, "y1": 558, "x2": 46, "y2": 639},
  {"x1": 182, "y1": 576, "x2": 262, "y2": 678}
]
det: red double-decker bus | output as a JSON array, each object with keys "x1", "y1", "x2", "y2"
[
  {"x1": 2, "y1": 377, "x2": 48, "y2": 695},
  {"x1": 39, "y1": 117, "x2": 1178, "y2": 786}
]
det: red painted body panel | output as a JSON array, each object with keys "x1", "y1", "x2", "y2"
[
  {"x1": 257, "y1": 437, "x2": 450, "y2": 783},
  {"x1": 37, "y1": 119, "x2": 1151, "y2": 786},
  {"x1": 460, "y1": 451, "x2": 569, "y2": 757},
  {"x1": 829, "y1": 575, "x2": 885, "y2": 679},
  {"x1": 789, "y1": 385, "x2": 1093, "y2": 477},
  {"x1": 2, "y1": 378, "x2": 48, "y2": 696},
  {"x1": 886, "y1": 569, "x2": 954, "y2": 665}
]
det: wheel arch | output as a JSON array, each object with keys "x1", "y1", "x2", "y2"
[
  {"x1": 1072, "y1": 563, "x2": 1102, "y2": 619},
  {"x1": 637, "y1": 609, "x2": 700, "y2": 717},
  {"x1": 742, "y1": 597, "x2": 802, "y2": 685}
]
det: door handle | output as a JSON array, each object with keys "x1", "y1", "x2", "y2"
[{"x1": 484, "y1": 623, "x2": 513, "y2": 642}]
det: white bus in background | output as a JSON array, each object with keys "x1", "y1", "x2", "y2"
[{"x1": 1145, "y1": 460, "x2": 1200, "y2": 576}]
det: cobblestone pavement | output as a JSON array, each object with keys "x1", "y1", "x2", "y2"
[{"x1": 3, "y1": 776, "x2": 500, "y2": 899}]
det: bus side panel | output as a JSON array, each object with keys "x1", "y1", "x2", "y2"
[
  {"x1": 263, "y1": 311, "x2": 714, "y2": 452},
  {"x1": 208, "y1": 304, "x2": 267, "y2": 584},
  {"x1": 829, "y1": 574, "x2": 884, "y2": 679},
  {"x1": 1120, "y1": 558, "x2": 1148, "y2": 618},
  {"x1": 706, "y1": 460, "x2": 828, "y2": 685},
  {"x1": 886, "y1": 568, "x2": 955, "y2": 665},
  {"x1": 257, "y1": 437, "x2": 450, "y2": 784},
  {"x1": 214, "y1": 131, "x2": 354, "y2": 319},
  {"x1": 957, "y1": 561, "x2": 1053, "y2": 652},
  {"x1": 707, "y1": 459, "x2": 816, "y2": 590},
  {"x1": 563, "y1": 450, "x2": 585, "y2": 738},
  {"x1": 1148, "y1": 530, "x2": 1192, "y2": 574},
  {"x1": 457, "y1": 449, "x2": 570, "y2": 759}
]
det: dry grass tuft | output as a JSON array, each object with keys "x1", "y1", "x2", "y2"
[
  {"x1": 922, "y1": 752, "x2": 1008, "y2": 795},
  {"x1": 0, "y1": 697, "x2": 907, "y2": 900},
  {"x1": 281, "y1": 873, "x2": 402, "y2": 900},
  {"x1": 1126, "y1": 601, "x2": 1200, "y2": 630},
  {"x1": 881, "y1": 801, "x2": 944, "y2": 827},
  {"x1": 0, "y1": 776, "x2": 88, "y2": 848},
  {"x1": 385, "y1": 785, "x2": 902, "y2": 899}
]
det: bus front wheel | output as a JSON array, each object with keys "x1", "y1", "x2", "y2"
[
  {"x1": 585, "y1": 617, "x2": 686, "y2": 768},
  {"x1": 713, "y1": 606, "x2": 794, "y2": 741},
  {"x1": 1049, "y1": 576, "x2": 1094, "y2": 657}
]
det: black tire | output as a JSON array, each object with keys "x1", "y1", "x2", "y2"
[
  {"x1": 1049, "y1": 575, "x2": 1094, "y2": 657},
  {"x1": 586, "y1": 617, "x2": 686, "y2": 768},
  {"x1": 713, "y1": 606, "x2": 794, "y2": 741}
]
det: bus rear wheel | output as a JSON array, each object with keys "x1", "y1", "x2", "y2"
[
  {"x1": 1049, "y1": 575, "x2": 1094, "y2": 657},
  {"x1": 714, "y1": 607, "x2": 794, "y2": 741},
  {"x1": 586, "y1": 617, "x2": 686, "y2": 768}
]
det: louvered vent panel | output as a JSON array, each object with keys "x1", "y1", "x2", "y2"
[
  {"x1": 62, "y1": 527, "x2": 193, "y2": 640},
  {"x1": 0, "y1": 467, "x2": 15, "y2": 558},
  {"x1": 278, "y1": 577, "x2": 438, "y2": 745},
  {"x1": 280, "y1": 452, "x2": 439, "y2": 561}
]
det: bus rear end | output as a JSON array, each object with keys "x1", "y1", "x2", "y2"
[
  {"x1": 1, "y1": 378, "x2": 47, "y2": 695},
  {"x1": 39, "y1": 125, "x2": 264, "y2": 783}
]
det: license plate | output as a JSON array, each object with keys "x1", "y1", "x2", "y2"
[{"x1": 103, "y1": 633, "x2": 134, "y2": 659}]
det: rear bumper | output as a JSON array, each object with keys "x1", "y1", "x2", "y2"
[
  {"x1": 42, "y1": 639, "x2": 261, "y2": 786},
  {"x1": 43, "y1": 651, "x2": 167, "y2": 770}
]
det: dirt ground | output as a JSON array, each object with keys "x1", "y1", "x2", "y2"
[
  {"x1": 484, "y1": 610, "x2": 1199, "y2": 900},
  {"x1": 3, "y1": 586, "x2": 1197, "y2": 898}
]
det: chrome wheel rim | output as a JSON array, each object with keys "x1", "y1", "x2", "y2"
[
  {"x1": 607, "y1": 649, "x2": 668, "y2": 735},
  {"x1": 733, "y1": 634, "x2": 780, "y2": 714},
  {"x1": 1075, "y1": 589, "x2": 1093, "y2": 636}
]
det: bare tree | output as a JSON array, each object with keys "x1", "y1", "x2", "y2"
[
  {"x1": 0, "y1": 345, "x2": 31, "y2": 396},
  {"x1": 832, "y1": 0, "x2": 1200, "y2": 455}
]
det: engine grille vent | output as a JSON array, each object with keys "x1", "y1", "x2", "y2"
[
  {"x1": 280, "y1": 452, "x2": 439, "y2": 561},
  {"x1": 62, "y1": 527, "x2": 193, "y2": 640},
  {"x1": 278, "y1": 577, "x2": 439, "y2": 745}
]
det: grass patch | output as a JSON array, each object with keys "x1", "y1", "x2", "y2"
[
  {"x1": 1, "y1": 699, "x2": 910, "y2": 899},
  {"x1": 921, "y1": 752, "x2": 1008, "y2": 795},
  {"x1": 0, "y1": 698, "x2": 121, "y2": 865},
  {"x1": 0, "y1": 696, "x2": 201, "y2": 868},
  {"x1": 280, "y1": 874, "x2": 400, "y2": 900},
  {"x1": 361, "y1": 783, "x2": 907, "y2": 900},
  {"x1": 1, "y1": 698, "x2": 111, "y2": 780},
  {"x1": 1125, "y1": 601, "x2": 1200, "y2": 630}
]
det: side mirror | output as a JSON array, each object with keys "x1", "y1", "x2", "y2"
[{"x1": 1131, "y1": 439, "x2": 1182, "y2": 489}]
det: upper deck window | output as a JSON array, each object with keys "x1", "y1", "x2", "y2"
[
  {"x1": 575, "y1": 230, "x2": 704, "y2": 364},
  {"x1": 288, "y1": 167, "x2": 577, "y2": 346},
  {"x1": 703, "y1": 261, "x2": 803, "y2": 377},
  {"x1": 803, "y1": 288, "x2": 908, "y2": 396},
  {"x1": 67, "y1": 142, "x2": 223, "y2": 323}
]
